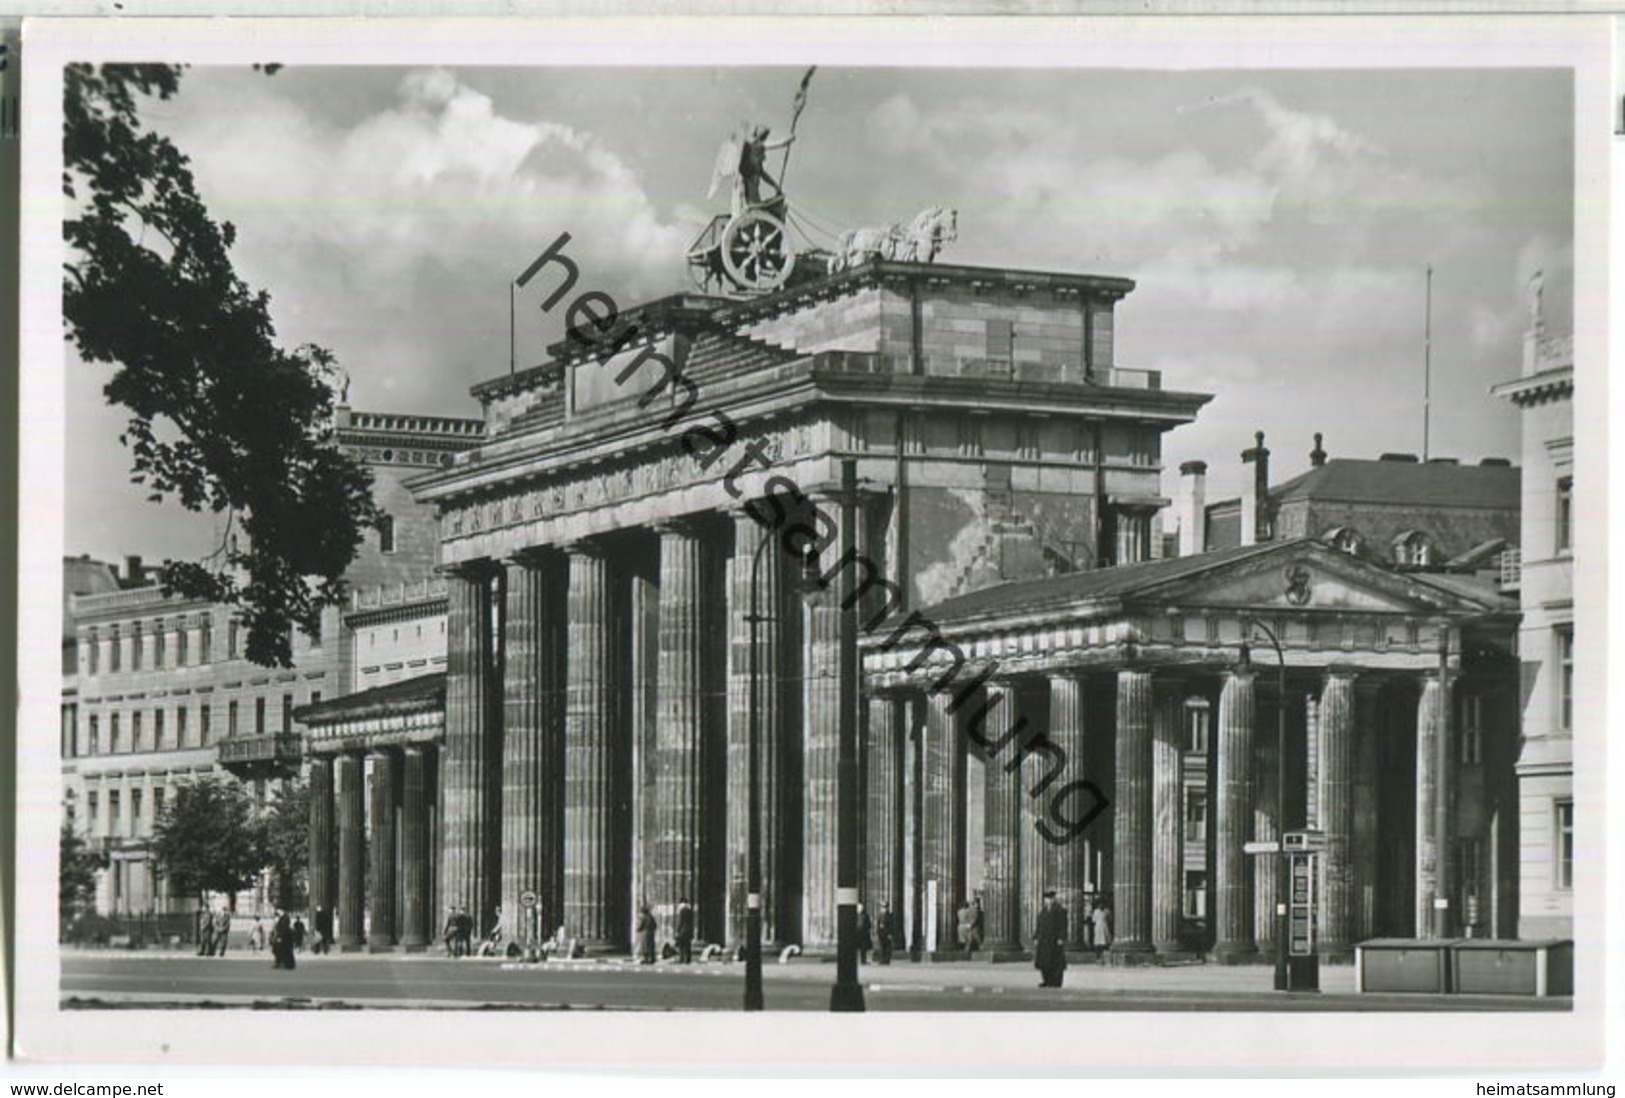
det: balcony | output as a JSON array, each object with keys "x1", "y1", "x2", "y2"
[{"x1": 216, "y1": 732, "x2": 303, "y2": 778}]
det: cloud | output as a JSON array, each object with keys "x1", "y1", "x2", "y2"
[{"x1": 164, "y1": 67, "x2": 689, "y2": 413}]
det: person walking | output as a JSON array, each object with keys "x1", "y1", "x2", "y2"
[
  {"x1": 248, "y1": 918, "x2": 266, "y2": 952},
  {"x1": 313, "y1": 906, "x2": 333, "y2": 955},
  {"x1": 212, "y1": 907, "x2": 231, "y2": 956},
  {"x1": 875, "y1": 901, "x2": 896, "y2": 965},
  {"x1": 856, "y1": 903, "x2": 874, "y2": 964},
  {"x1": 674, "y1": 898, "x2": 695, "y2": 964},
  {"x1": 196, "y1": 904, "x2": 215, "y2": 957},
  {"x1": 270, "y1": 910, "x2": 297, "y2": 970},
  {"x1": 1091, "y1": 900, "x2": 1113, "y2": 955},
  {"x1": 635, "y1": 903, "x2": 658, "y2": 965},
  {"x1": 452, "y1": 906, "x2": 474, "y2": 957},
  {"x1": 959, "y1": 896, "x2": 985, "y2": 954},
  {"x1": 292, "y1": 914, "x2": 308, "y2": 954},
  {"x1": 1034, "y1": 890, "x2": 1069, "y2": 988}
]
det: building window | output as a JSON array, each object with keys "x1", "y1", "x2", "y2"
[
  {"x1": 985, "y1": 319, "x2": 1013, "y2": 373},
  {"x1": 1556, "y1": 476, "x2": 1572, "y2": 555},
  {"x1": 88, "y1": 631, "x2": 99, "y2": 673},
  {"x1": 310, "y1": 690, "x2": 322, "y2": 707},
  {"x1": 108, "y1": 790, "x2": 120, "y2": 834},
  {"x1": 1460, "y1": 695, "x2": 1483, "y2": 766},
  {"x1": 379, "y1": 513, "x2": 396, "y2": 554},
  {"x1": 88, "y1": 715, "x2": 100, "y2": 756},
  {"x1": 1554, "y1": 801, "x2": 1573, "y2": 890},
  {"x1": 228, "y1": 700, "x2": 239, "y2": 738},
  {"x1": 88, "y1": 791, "x2": 99, "y2": 829},
  {"x1": 154, "y1": 708, "x2": 165, "y2": 751},
  {"x1": 110, "y1": 713, "x2": 121, "y2": 754},
  {"x1": 1557, "y1": 626, "x2": 1573, "y2": 732},
  {"x1": 1184, "y1": 698, "x2": 1211, "y2": 754},
  {"x1": 154, "y1": 787, "x2": 165, "y2": 819},
  {"x1": 131, "y1": 788, "x2": 143, "y2": 836},
  {"x1": 130, "y1": 623, "x2": 142, "y2": 670},
  {"x1": 228, "y1": 619, "x2": 240, "y2": 659},
  {"x1": 177, "y1": 707, "x2": 188, "y2": 749},
  {"x1": 200, "y1": 618, "x2": 212, "y2": 663},
  {"x1": 177, "y1": 626, "x2": 188, "y2": 667},
  {"x1": 255, "y1": 696, "x2": 267, "y2": 734},
  {"x1": 1392, "y1": 530, "x2": 1435, "y2": 567},
  {"x1": 110, "y1": 626, "x2": 121, "y2": 671},
  {"x1": 132, "y1": 712, "x2": 143, "y2": 752},
  {"x1": 1183, "y1": 870, "x2": 1207, "y2": 919},
  {"x1": 1185, "y1": 788, "x2": 1209, "y2": 843},
  {"x1": 201, "y1": 704, "x2": 212, "y2": 745},
  {"x1": 154, "y1": 623, "x2": 166, "y2": 669},
  {"x1": 282, "y1": 693, "x2": 294, "y2": 734}
]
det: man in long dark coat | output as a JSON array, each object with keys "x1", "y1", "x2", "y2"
[
  {"x1": 1034, "y1": 891, "x2": 1068, "y2": 988},
  {"x1": 674, "y1": 898, "x2": 695, "y2": 964}
]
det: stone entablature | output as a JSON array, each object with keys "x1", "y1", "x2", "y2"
[{"x1": 304, "y1": 709, "x2": 443, "y2": 755}]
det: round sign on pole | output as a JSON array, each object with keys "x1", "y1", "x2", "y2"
[{"x1": 520, "y1": 890, "x2": 538, "y2": 909}]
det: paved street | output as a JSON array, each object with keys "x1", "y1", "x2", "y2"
[{"x1": 61, "y1": 951, "x2": 1569, "y2": 1012}]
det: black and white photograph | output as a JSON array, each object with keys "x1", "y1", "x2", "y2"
[{"x1": 11, "y1": 14, "x2": 1611, "y2": 1075}]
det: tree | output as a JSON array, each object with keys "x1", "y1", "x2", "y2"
[
  {"x1": 257, "y1": 779, "x2": 310, "y2": 910},
  {"x1": 59, "y1": 819, "x2": 109, "y2": 924},
  {"x1": 149, "y1": 776, "x2": 264, "y2": 904},
  {"x1": 63, "y1": 64, "x2": 380, "y2": 668}
]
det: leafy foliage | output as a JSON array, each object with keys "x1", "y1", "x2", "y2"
[
  {"x1": 259, "y1": 779, "x2": 310, "y2": 909},
  {"x1": 63, "y1": 63, "x2": 380, "y2": 667},
  {"x1": 59, "y1": 818, "x2": 109, "y2": 922},
  {"x1": 149, "y1": 776, "x2": 266, "y2": 901}
]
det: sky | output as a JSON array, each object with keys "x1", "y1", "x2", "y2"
[{"x1": 64, "y1": 63, "x2": 1575, "y2": 565}]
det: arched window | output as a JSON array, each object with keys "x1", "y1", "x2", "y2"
[
  {"x1": 1322, "y1": 526, "x2": 1365, "y2": 556},
  {"x1": 1392, "y1": 530, "x2": 1435, "y2": 566}
]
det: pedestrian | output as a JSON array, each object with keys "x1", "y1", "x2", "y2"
[
  {"x1": 875, "y1": 901, "x2": 895, "y2": 965},
  {"x1": 271, "y1": 909, "x2": 296, "y2": 970},
  {"x1": 1034, "y1": 890, "x2": 1069, "y2": 988},
  {"x1": 674, "y1": 897, "x2": 695, "y2": 964},
  {"x1": 959, "y1": 895, "x2": 985, "y2": 953},
  {"x1": 442, "y1": 907, "x2": 460, "y2": 956},
  {"x1": 292, "y1": 914, "x2": 307, "y2": 953},
  {"x1": 453, "y1": 906, "x2": 475, "y2": 957},
  {"x1": 635, "y1": 903, "x2": 657, "y2": 964},
  {"x1": 1091, "y1": 900, "x2": 1113, "y2": 955},
  {"x1": 478, "y1": 906, "x2": 504, "y2": 957},
  {"x1": 856, "y1": 903, "x2": 874, "y2": 964},
  {"x1": 212, "y1": 907, "x2": 232, "y2": 956},
  {"x1": 248, "y1": 918, "x2": 266, "y2": 952},
  {"x1": 196, "y1": 904, "x2": 214, "y2": 957},
  {"x1": 314, "y1": 906, "x2": 333, "y2": 955}
]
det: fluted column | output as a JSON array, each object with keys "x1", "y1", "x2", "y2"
[
  {"x1": 803, "y1": 510, "x2": 843, "y2": 950},
  {"x1": 1046, "y1": 673, "x2": 1090, "y2": 950},
  {"x1": 980, "y1": 683, "x2": 1023, "y2": 952},
  {"x1": 653, "y1": 520, "x2": 706, "y2": 912},
  {"x1": 1111, "y1": 669, "x2": 1154, "y2": 958},
  {"x1": 864, "y1": 693, "x2": 904, "y2": 919},
  {"x1": 400, "y1": 745, "x2": 431, "y2": 950},
  {"x1": 1318, "y1": 668, "x2": 1356, "y2": 954},
  {"x1": 368, "y1": 749, "x2": 399, "y2": 951},
  {"x1": 564, "y1": 541, "x2": 626, "y2": 950},
  {"x1": 336, "y1": 752, "x2": 365, "y2": 950},
  {"x1": 1152, "y1": 677, "x2": 1186, "y2": 954},
  {"x1": 1213, "y1": 665, "x2": 1256, "y2": 961},
  {"x1": 502, "y1": 551, "x2": 564, "y2": 946},
  {"x1": 1414, "y1": 671, "x2": 1445, "y2": 938},
  {"x1": 922, "y1": 690, "x2": 965, "y2": 951},
  {"x1": 439, "y1": 564, "x2": 500, "y2": 934},
  {"x1": 307, "y1": 755, "x2": 335, "y2": 927},
  {"x1": 1352, "y1": 679, "x2": 1382, "y2": 942},
  {"x1": 1253, "y1": 685, "x2": 1280, "y2": 953}
]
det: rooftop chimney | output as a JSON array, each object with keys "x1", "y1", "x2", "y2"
[
  {"x1": 1523, "y1": 268, "x2": 1546, "y2": 376},
  {"x1": 124, "y1": 555, "x2": 143, "y2": 583},
  {"x1": 1240, "y1": 431, "x2": 1270, "y2": 546},
  {"x1": 1177, "y1": 460, "x2": 1207, "y2": 557},
  {"x1": 1310, "y1": 432, "x2": 1327, "y2": 467}
]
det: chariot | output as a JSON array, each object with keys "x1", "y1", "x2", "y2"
[{"x1": 685, "y1": 195, "x2": 798, "y2": 296}]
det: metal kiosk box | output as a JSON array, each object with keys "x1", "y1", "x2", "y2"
[
  {"x1": 1354, "y1": 939, "x2": 1462, "y2": 993},
  {"x1": 1450, "y1": 940, "x2": 1573, "y2": 996}
]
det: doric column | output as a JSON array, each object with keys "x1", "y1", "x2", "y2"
[
  {"x1": 1046, "y1": 673, "x2": 1090, "y2": 950},
  {"x1": 563, "y1": 541, "x2": 627, "y2": 950},
  {"x1": 336, "y1": 752, "x2": 365, "y2": 950},
  {"x1": 653, "y1": 520, "x2": 706, "y2": 913},
  {"x1": 1253, "y1": 684, "x2": 1280, "y2": 953},
  {"x1": 400, "y1": 745, "x2": 431, "y2": 950},
  {"x1": 1352, "y1": 679, "x2": 1383, "y2": 942},
  {"x1": 904, "y1": 693, "x2": 925, "y2": 955},
  {"x1": 368, "y1": 749, "x2": 399, "y2": 951},
  {"x1": 980, "y1": 682, "x2": 1024, "y2": 952},
  {"x1": 439, "y1": 564, "x2": 501, "y2": 935},
  {"x1": 1414, "y1": 671, "x2": 1445, "y2": 938},
  {"x1": 1213, "y1": 665, "x2": 1256, "y2": 961},
  {"x1": 1318, "y1": 668, "x2": 1356, "y2": 954},
  {"x1": 802, "y1": 514, "x2": 843, "y2": 950},
  {"x1": 922, "y1": 690, "x2": 965, "y2": 951},
  {"x1": 307, "y1": 755, "x2": 335, "y2": 927},
  {"x1": 1152, "y1": 677, "x2": 1186, "y2": 954},
  {"x1": 864, "y1": 693, "x2": 904, "y2": 920},
  {"x1": 1111, "y1": 668, "x2": 1154, "y2": 958},
  {"x1": 502, "y1": 550, "x2": 565, "y2": 946}
]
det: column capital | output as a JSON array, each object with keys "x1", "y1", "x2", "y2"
[
  {"x1": 1224, "y1": 662, "x2": 1257, "y2": 683},
  {"x1": 1324, "y1": 663, "x2": 1363, "y2": 682},
  {"x1": 436, "y1": 558, "x2": 500, "y2": 580},
  {"x1": 651, "y1": 515, "x2": 706, "y2": 538},
  {"x1": 503, "y1": 545, "x2": 558, "y2": 568},
  {"x1": 560, "y1": 537, "x2": 609, "y2": 559}
]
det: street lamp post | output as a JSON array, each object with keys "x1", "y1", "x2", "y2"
[
  {"x1": 742, "y1": 524, "x2": 777, "y2": 1012},
  {"x1": 829, "y1": 458, "x2": 866, "y2": 1013},
  {"x1": 1243, "y1": 618, "x2": 1289, "y2": 993}
]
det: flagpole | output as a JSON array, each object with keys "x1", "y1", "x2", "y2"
[
  {"x1": 1423, "y1": 265, "x2": 1432, "y2": 461},
  {"x1": 510, "y1": 279, "x2": 516, "y2": 376},
  {"x1": 781, "y1": 66, "x2": 816, "y2": 185}
]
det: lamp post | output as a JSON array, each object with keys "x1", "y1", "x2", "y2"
[
  {"x1": 742, "y1": 523, "x2": 777, "y2": 1012},
  {"x1": 828, "y1": 458, "x2": 866, "y2": 1012},
  {"x1": 1243, "y1": 617, "x2": 1289, "y2": 993}
]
